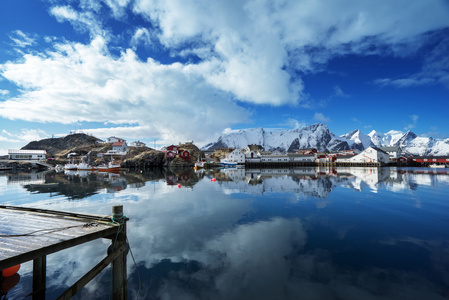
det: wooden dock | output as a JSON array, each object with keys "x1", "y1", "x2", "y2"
[{"x1": 0, "y1": 205, "x2": 128, "y2": 299}]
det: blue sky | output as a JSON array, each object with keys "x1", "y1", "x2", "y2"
[{"x1": 1, "y1": 0, "x2": 448, "y2": 154}]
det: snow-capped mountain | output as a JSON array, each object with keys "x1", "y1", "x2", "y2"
[
  {"x1": 203, "y1": 124, "x2": 350, "y2": 152},
  {"x1": 203, "y1": 123, "x2": 449, "y2": 156},
  {"x1": 340, "y1": 130, "x2": 373, "y2": 151}
]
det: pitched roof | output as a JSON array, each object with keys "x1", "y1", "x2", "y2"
[
  {"x1": 112, "y1": 141, "x2": 125, "y2": 146},
  {"x1": 379, "y1": 146, "x2": 400, "y2": 152}
]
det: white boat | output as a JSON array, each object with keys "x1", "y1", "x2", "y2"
[
  {"x1": 54, "y1": 164, "x2": 65, "y2": 172},
  {"x1": 64, "y1": 162, "x2": 77, "y2": 170},
  {"x1": 429, "y1": 164, "x2": 447, "y2": 168},
  {"x1": 194, "y1": 158, "x2": 208, "y2": 170},
  {"x1": 77, "y1": 162, "x2": 94, "y2": 171},
  {"x1": 194, "y1": 161, "x2": 204, "y2": 170},
  {"x1": 220, "y1": 159, "x2": 238, "y2": 166},
  {"x1": 65, "y1": 153, "x2": 78, "y2": 170}
]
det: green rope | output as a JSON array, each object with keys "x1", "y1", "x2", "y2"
[{"x1": 108, "y1": 214, "x2": 127, "y2": 252}]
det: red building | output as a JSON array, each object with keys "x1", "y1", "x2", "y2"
[
  {"x1": 410, "y1": 156, "x2": 449, "y2": 165},
  {"x1": 166, "y1": 145, "x2": 179, "y2": 152},
  {"x1": 166, "y1": 145, "x2": 179, "y2": 158},
  {"x1": 180, "y1": 150, "x2": 190, "y2": 160},
  {"x1": 397, "y1": 156, "x2": 408, "y2": 163}
]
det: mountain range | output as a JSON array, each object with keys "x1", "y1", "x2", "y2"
[{"x1": 203, "y1": 124, "x2": 449, "y2": 156}]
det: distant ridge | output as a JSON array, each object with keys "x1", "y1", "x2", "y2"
[
  {"x1": 203, "y1": 124, "x2": 449, "y2": 156},
  {"x1": 21, "y1": 133, "x2": 102, "y2": 155}
]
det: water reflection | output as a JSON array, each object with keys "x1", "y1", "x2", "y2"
[
  {"x1": 4, "y1": 167, "x2": 449, "y2": 200},
  {"x1": 2, "y1": 167, "x2": 449, "y2": 299}
]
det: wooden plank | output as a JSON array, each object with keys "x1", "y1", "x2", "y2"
[
  {"x1": 56, "y1": 243, "x2": 126, "y2": 300},
  {"x1": 0, "y1": 207, "x2": 119, "y2": 270}
]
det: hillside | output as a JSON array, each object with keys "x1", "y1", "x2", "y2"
[
  {"x1": 22, "y1": 133, "x2": 103, "y2": 156},
  {"x1": 20, "y1": 133, "x2": 203, "y2": 168}
]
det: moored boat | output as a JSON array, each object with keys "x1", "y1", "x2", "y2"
[
  {"x1": 194, "y1": 159, "x2": 206, "y2": 170},
  {"x1": 429, "y1": 164, "x2": 448, "y2": 168},
  {"x1": 97, "y1": 161, "x2": 121, "y2": 172},
  {"x1": 220, "y1": 159, "x2": 238, "y2": 166},
  {"x1": 77, "y1": 162, "x2": 94, "y2": 171},
  {"x1": 65, "y1": 153, "x2": 78, "y2": 170},
  {"x1": 64, "y1": 162, "x2": 78, "y2": 170}
]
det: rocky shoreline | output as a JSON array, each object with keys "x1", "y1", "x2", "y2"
[{"x1": 2, "y1": 133, "x2": 211, "y2": 171}]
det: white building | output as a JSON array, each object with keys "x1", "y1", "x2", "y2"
[
  {"x1": 106, "y1": 136, "x2": 125, "y2": 143},
  {"x1": 287, "y1": 154, "x2": 317, "y2": 163},
  {"x1": 379, "y1": 146, "x2": 401, "y2": 160},
  {"x1": 260, "y1": 155, "x2": 290, "y2": 163},
  {"x1": 112, "y1": 140, "x2": 129, "y2": 154},
  {"x1": 225, "y1": 149, "x2": 246, "y2": 163},
  {"x1": 130, "y1": 141, "x2": 146, "y2": 147},
  {"x1": 337, "y1": 147, "x2": 390, "y2": 164},
  {"x1": 8, "y1": 149, "x2": 47, "y2": 160}
]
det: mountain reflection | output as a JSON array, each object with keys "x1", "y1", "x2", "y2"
[
  {"x1": 5, "y1": 166, "x2": 449, "y2": 200},
  {"x1": 218, "y1": 167, "x2": 449, "y2": 197}
]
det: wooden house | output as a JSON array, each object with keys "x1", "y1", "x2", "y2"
[
  {"x1": 410, "y1": 156, "x2": 449, "y2": 165},
  {"x1": 112, "y1": 140, "x2": 129, "y2": 154},
  {"x1": 226, "y1": 149, "x2": 246, "y2": 163},
  {"x1": 180, "y1": 150, "x2": 191, "y2": 160}
]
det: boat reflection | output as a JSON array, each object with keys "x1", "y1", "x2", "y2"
[{"x1": 2, "y1": 166, "x2": 449, "y2": 201}]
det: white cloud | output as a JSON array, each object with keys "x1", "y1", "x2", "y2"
[
  {"x1": 222, "y1": 128, "x2": 240, "y2": 135},
  {"x1": 314, "y1": 112, "x2": 330, "y2": 123},
  {"x1": 0, "y1": 89, "x2": 9, "y2": 96},
  {"x1": 405, "y1": 114, "x2": 419, "y2": 131},
  {"x1": 333, "y1": 85, "x2": 350, "y2": 98},
  {"x1": 8, "y1": 30, "x2": 36, "y2": 48},
  {"x1": 130, "y1": 28, "x2": 153, "y2": 49},
  {"x1": 0, "y1": 128, "x2": 49, "y2": 150},
  {"x1": 50, "y1": 5, "x2": 105, "y2": 38},
  {"x1": 373, "y1": 32, "x2": 449, "y2": 89},
  {"x1": 129, "y1": 0, "x2": 449, "y2": 103},
  {"x1": 0, "y1": 37, "x2": 250, "y2": 146},
  {"x1": 2, "y1": 0, "x2": 449, "y2": 146},
  {"x1": 286, "y1": 118, "x2": 306, "y2": 129}
]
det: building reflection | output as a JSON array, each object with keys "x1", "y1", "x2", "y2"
[{"x1": 3, "y1": 166, "x2": 449, "y2": 201}]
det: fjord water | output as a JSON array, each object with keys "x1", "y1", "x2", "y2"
[{"x1": 2, "y1": 167, "x2": 449, "y2": 300}]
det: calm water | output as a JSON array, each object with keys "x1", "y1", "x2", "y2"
[{"x1": 2, "y1": 167, "x2": 449, "y2": 300}]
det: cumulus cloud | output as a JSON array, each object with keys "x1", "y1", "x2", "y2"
[{"x1": 0, "y1": 37, "x2": 250, "y2": 144}]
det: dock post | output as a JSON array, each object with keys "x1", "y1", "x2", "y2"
[
  {"x1": 111, "y1": 205, "x2": 127, "y2": 300},
  {"x1": 33, "y1": 255, "x2": 46, "y2": 299}
]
